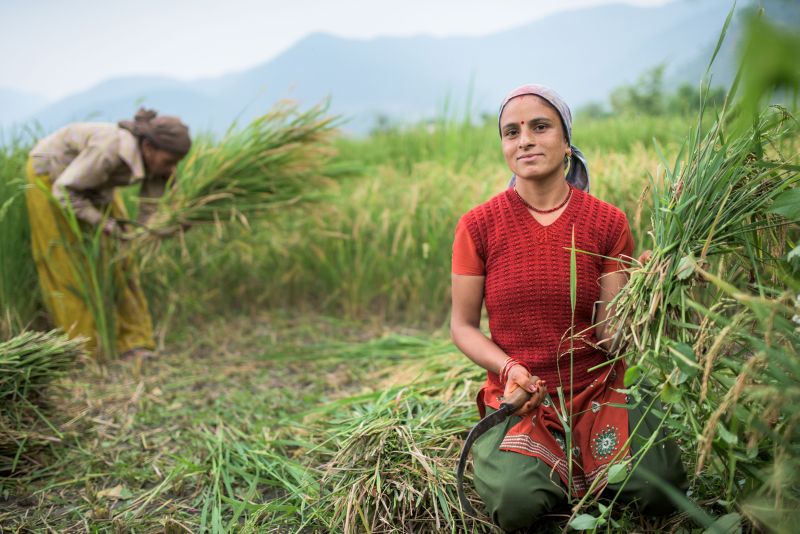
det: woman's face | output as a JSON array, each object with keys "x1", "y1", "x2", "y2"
[
  {"x1": 142, "y1": 140, "x2": 183, "y2": 181},
  {"x1": 499, "y1": 95, "x2": 569, "y2": 184}
]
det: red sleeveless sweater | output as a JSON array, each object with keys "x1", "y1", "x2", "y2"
[{"x1": 461, "y1": 187, "x2": 630, "y2": 394}]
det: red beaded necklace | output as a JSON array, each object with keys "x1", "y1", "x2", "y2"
[{"x1": 514, "y1": 184, "x2": 573, "y2": 214}]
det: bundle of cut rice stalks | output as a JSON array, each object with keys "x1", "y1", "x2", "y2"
[
  {"x1": 320, "y1": 395, "x2": 490, "y2": 533},
  {"x1": 0, "y1": 330, "x2": 84, "y2": 475},
  {"x1": 139, "y1": 101, "x2": 347, "y2": 240},
  {"x1": 606, "y1": 100, "x2": 799, "y2": 530}
]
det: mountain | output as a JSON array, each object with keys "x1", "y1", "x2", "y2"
[{"x1": 2, "y1": 0, "x2": 794, "y2": 135}]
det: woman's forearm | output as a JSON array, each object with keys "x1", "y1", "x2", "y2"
[
  {"x1": 595, "y1": 270, "x2": 628, "y2": 351},
  {"x1": 451, "y1": 323, "x2": 510, "y2": 375}
]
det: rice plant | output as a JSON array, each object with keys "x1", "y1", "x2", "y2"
[{"x1": 0, "y1": 129, "x2": 40, "y2": 336}]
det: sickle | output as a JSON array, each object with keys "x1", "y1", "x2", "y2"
[{"x1": 456, "y1": 386, "x2": 532, "y2": 516}]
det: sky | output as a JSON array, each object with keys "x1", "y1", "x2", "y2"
[{"x1": 1, "y1": 0, "x2": 672, "y2": 101}]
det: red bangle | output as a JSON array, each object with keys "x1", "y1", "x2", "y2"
[{"x1": 500, "y1": 357, "x2": 522, "y2": 384}]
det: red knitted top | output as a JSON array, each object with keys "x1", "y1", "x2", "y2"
[{"x1": 454, "y1": 187, "x2": 633, "y2": 402}]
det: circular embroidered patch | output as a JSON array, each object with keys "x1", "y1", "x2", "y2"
[
  {"x1": 592, "y1": 425, "x2": 621, "y2": 460},
  {"x1": 542, "y1": 397, "x2": 551, "y2": 408},
  {"x1": 591, "y1": 401, "x2": 601, "y2": 413}
]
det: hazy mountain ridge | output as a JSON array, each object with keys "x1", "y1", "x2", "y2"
[{"x1": 1, "y1": 0, "x2": 792, "y2": 135}]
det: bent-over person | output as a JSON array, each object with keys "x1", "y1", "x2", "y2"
[{"x1": 25, "y1": 108, "x2": 191, "y2": 360}]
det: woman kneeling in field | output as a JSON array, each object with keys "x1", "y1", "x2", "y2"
[
  {"x1": 450, "y1": 84, "x2": 686, "y2": 531},
  {"x1": 26, "y1": 108, "x2": 191, "y2": 360}
]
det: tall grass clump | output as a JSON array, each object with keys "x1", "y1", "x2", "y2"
[
  {"x1": 54, "y1": 202, "x2": 122, "y2": 359},
  {"x1": 0, "y1": 330, "x2": 84, "y2": 476},
  {"x1": 0, "y1": 130, "x2": 40, "y2": 335}
]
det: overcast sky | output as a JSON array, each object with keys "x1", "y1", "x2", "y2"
[{"x1": 2, "y1": 0, "x2": 672, "y2": 100}]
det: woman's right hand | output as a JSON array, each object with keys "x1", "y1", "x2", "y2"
[
  {"x1": 102, "y1": 219, "x2": 121, "y2": 237},
  {"x1": 102, "y1": 219, "x2": 134, "y2": 241},
  {"x1": 504, "y1": 364, "x2": 547, "y2": 416}
]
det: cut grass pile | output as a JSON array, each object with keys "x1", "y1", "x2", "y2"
[{"x1": 0, "y1": 330, "x2": 85, "y2": 476}]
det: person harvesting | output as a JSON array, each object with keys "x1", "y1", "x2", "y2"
[
  {"x1": 25, "y1": 108, "x2": 191, "y2": 360},
  {"x1": 450, "y1": 84, "x2": 685, "y2": 531}
]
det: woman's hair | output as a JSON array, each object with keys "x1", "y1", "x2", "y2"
[{"x1": 119, "y1": 108, "x2": 192, "y2": 156}]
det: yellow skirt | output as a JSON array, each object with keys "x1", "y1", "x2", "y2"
[{"x1": 24, "y1": 158, "x2": 154, "y2": 358}]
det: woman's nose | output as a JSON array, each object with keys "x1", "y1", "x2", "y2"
[{"x1": 518, "y1": 128, "x2": 535, "y2": 147}]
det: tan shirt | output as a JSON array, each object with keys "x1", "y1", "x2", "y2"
[{"x1": 30, "y1": 123, "x2": 162, "y2": 226}]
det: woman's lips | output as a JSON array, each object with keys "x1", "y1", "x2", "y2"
[{"x1": 517, "y1": 153, "x2": 543, "y2": 161}]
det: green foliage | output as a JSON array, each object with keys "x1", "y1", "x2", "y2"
[
  {"x1": 736, "y1": 12, "x2": 800, "y2": 129},
  {"x1": 144, "y1": 101, "x2": 349, "y2": 234},
  {"x1": 607, "y1": 65, "x2": 726, "y2": 117}
]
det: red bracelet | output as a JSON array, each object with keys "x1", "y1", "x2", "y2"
[
  {"x1": 498, "y1": 357, "x2": 512, "y2": 381},
  {"x1": 500, "y1": 357, "x2": 523, "y2": 384}
]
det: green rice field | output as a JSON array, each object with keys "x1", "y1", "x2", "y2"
[{"x1": 1, "y1": 16, "x2": 799, "y2": 533}]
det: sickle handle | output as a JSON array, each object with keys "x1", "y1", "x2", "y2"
[{"x1": 500, "y1": 385, "x2": 533, "y2": 412}]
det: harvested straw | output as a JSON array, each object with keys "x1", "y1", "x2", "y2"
[
  {"x1": 317, "y1": 388, "x2": 488, "y2": 533},
  {"x1": 143, "y1": 101, "x2": 346, "y2": 236},
  {"x1": 607, "y1": 96, "x2": 799, "y2": 528},
  {"x1": 0, "y1": 330, "x2": 84, "y2": 474}
]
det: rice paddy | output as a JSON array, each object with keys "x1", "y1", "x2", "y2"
[{"x1": 1, "y1": 15, "x2": 799, "y2": 534}]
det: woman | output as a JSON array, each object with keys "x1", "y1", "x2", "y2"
[
  {"x1": 450, "y1": 84, "x2": 685, "y2": 531},
  {"x1": 25, "y1": 108, "x2": 191, "y2": 360}
]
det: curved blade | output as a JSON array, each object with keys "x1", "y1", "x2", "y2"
[
  {"x1": 456, "y1": 386, "x2": 532, "y2": 517},
  {"x1": 456, "y1": 404, "x2": 512, "y2": 516}
]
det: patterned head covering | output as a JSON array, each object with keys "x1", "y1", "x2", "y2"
[
  {"x1": 119, "y1": 108, "x2": 192, "y2": 157},
  {"x1": 499, "y1": 84, "x2": 589, "y2": 192}
]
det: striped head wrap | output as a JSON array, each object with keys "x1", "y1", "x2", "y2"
[{"x1": 119, "y1": 108, "x2": 192, "y2": 157}]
